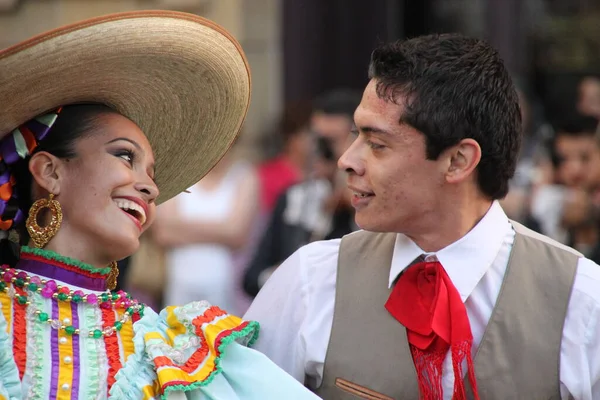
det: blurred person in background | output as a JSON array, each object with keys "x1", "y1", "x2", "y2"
[
  {"x1": 229, "y1": 102, "x2": 313, "y2": 310},
  {"x1": 152, "y1": 146, "x2": 259, "y2": 314},
  {"x1": 547, "y1": 115, "x2": 600, "y2": 261},
  {"x1": 311, "y1": 89, "x2": 362, "y2": 161},
  {"x1": 551, "y1": 116, "x2": 600, "y2": 190},
  {"x1": 577, "y1": 76, "x2": 600, "y2": 120},
  {"x1": 257, "y1": 102, "x2": 312, "y2": 217},
  {"x1": 243, "y1": 136, "x2": 338, "y2": 296},
  {"x1": 243, "y1": 89, "x2": 361, "y2": 297},
  {"x1": 500, "y1": 85, "x2": 553, "y2": 226},
  {"x1": 312, "y1": 90, "x2": 363, "y2": 240},
  {"x1": 530, "y1": 114, "x2": 600, "y2": 244}
]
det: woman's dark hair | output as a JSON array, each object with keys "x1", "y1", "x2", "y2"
[
  {"x1": 1, "y1": 103, "x2": 117, "y2": 264},
  {"x1": 368, "y1": 33, "x2": 522, "y2": 200}
]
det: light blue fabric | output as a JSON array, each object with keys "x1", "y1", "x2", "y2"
[
  {"x1": 0, "y1": 305, "x2": 22, "y2": 400},
  {"x1": 189, "y1": 343, "x2": 321, "y2": 400},
  {"x1": 109, "y1": 308, "x2": 160, "y2": 399}
]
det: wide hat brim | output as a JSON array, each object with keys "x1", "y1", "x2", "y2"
[{"x1": 0, "y1": 10, "x2": 251, "y2": 204}]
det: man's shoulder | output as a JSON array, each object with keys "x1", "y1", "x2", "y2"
[
  {"x1": 564, "y1": 256, "x2": 600, "y2": 351},
  {"x1": 510, "y1": 219, "x2": 583, "y2": 257},
  {"x1": 510, "y1": 221, "x2": 600, "y2": 310},
  {"x1": 304, "y1": 230, "x2": 392, "y2": 249},
  {"x1": 572, "y1": 256, "x2": 600, "y2": 305},
  {"x1": 297, "y1": 236, "x2": 343, "y2": 262},
  {"x1": 270, "y1": 238, "x2": 343, "y2": 294},
  {"x1": 296, "y1": 230, "x2": 396, "y2": 265}
]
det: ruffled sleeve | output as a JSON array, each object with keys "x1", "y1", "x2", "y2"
[
  {"x1": 110, "y1": 301, "x2": 319, "y2": 400},
  {"x1": 0, "y1": 302, "x2": 22, "y2": 399}
]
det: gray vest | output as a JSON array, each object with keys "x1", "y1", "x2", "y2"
[{"x1": 311, "y1": 222, "x2": 579, "y2": 400}]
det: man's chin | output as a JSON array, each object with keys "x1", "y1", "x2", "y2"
[{"x1": 354, "y1": 215, "x2": 385, "y2": 233}]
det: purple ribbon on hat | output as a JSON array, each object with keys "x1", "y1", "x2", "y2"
[{"x1": 0, "y1": 108, "x2": 62, "y2": 230}]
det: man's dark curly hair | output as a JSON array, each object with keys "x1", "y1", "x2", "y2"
[{"x1": 368, "y1": 33, "x2": 522, "y2": 199}]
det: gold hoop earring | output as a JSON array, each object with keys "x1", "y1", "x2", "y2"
[
  {"x1": 26, "y1": 193, "x2": 63, "y2": 248},
  {"x1": 106, "y1": 261, "x2": 119, "y2": 291}
]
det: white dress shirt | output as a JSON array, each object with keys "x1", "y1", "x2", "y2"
[{"x1": 244, "y1": 201, "x2": 600, "y2": 400}]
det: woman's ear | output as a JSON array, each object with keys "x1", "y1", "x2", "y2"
[{"x1": 28, "y1": 152, "x2": 63, "y2": 196}]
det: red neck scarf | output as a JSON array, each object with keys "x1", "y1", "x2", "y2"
[{"x1": 385, "y1": 261, "x2": 480, "y2": 400}]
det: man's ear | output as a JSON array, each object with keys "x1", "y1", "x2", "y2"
[
  {"x1": 28, "y1": 151, "x2": 63, "y2": 196},
  {"x1": 443, "y1": 138, "x2": 482, "y2": 184}
]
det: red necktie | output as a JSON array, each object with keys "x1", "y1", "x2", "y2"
[{"x1": 385, "y1": 261, "x2": 480, "y2": 400}]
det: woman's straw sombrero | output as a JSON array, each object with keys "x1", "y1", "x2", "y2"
[{"x1": 0, "y1": 10, "x2": 251, "y2": 203}]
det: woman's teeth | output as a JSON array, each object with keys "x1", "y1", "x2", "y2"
[{"x1": 114, "y1": 199, "x2": 146, "y2": 225}]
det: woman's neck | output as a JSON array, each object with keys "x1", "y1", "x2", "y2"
[
  {"x1": 42, "y1": 235, "x2": 112, "y2": 270},
  {"x1": 17, "y1": 246, "x2": 113, "y2": 291}
]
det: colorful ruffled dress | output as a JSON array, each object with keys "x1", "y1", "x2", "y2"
[{"x1": 0, "y1": 247, "x2": 319, "y2": 400}]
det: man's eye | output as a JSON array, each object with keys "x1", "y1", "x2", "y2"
[{"x1": 367, "y1": 141, "x2": 385, "y2": 150}]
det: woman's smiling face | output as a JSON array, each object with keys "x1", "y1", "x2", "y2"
[{"x1": 34, "y1": 111, "x2": 159, "y2": 263}]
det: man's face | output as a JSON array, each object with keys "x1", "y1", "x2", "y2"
[
  {"x1": 311, "y1": 112, "x2": 354, "y2": 159},
  {"x1": 338, "y1": 80, "x2": 447, "y2": 233},
  {"x1": 555, "y1": 134, "x2": 600, "y2": 190}
]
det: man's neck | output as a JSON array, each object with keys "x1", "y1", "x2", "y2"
[{"x1": 406, "y1": 198, "x2": 493, "y2": 253}]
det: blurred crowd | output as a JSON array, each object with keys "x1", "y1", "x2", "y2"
[
  {"x1": 502, "y1": 76, "x2": 600, "y2": 262},
  {"x1": 117, "y1": 75, "x2": 600, "y2": 315}
]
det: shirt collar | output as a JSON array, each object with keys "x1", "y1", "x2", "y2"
[{"x1": 388, "y1": 201, "x2": 512, "y2": 302}]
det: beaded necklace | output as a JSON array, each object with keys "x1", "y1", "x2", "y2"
[{"x1": 0, "y1": 264, "x2": 144, "y2": 339}]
